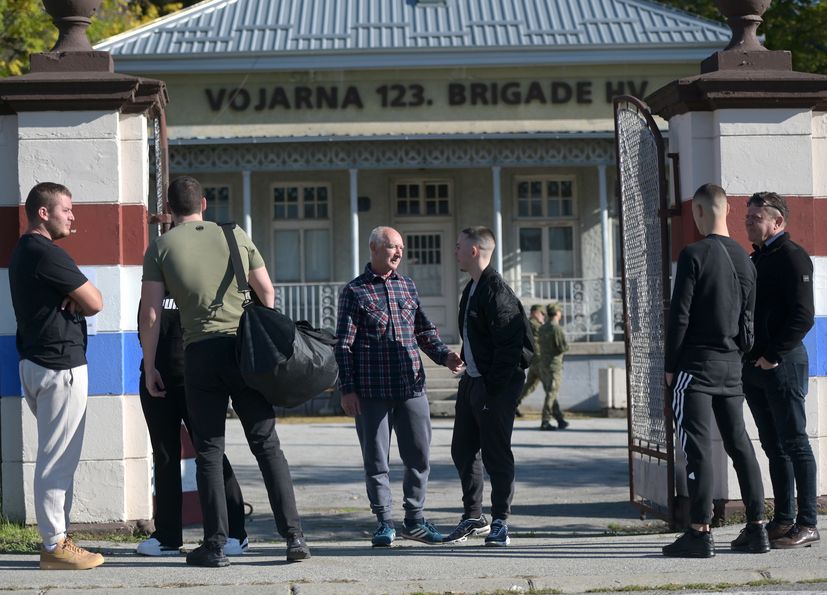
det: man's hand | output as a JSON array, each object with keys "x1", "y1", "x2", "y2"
[
  {"x1": 664, "y1": 372, "x2": 673, "y2": 388},
  {"x1": 145, "y1": 368, "x2": 166, "y2": 398},
  {"x1": 445, "y1": 351, "x2": 465, "y2": 374},
  {"x1": 60, "y1": 296, "x2": 82, "y2": 316},
  {"x1": 755, "y1": 356, "x2": 779, "y2": 370},
  {"x1": 67, "y1": 280, "x2": 103, "y2": 316},
  {"x1": 341, "y1": 392, "x2": 361, "y2": 417}
]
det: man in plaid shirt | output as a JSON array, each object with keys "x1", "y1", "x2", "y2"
[{"x1": 335, "y1": 226, "x2": 463, "y2": 547}]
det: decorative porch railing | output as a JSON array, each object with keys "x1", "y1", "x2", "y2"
[
  {"x1": 273, "y1": 276, "x2": 623, "y2": 342},
  {"x1": 274, "y1": 282, "x2": 345, "y2": 331},
  {"x1": 516, "y1": 275, "x2": 624, "y2": 342}
]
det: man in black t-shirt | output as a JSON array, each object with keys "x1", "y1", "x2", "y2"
[
  {"x1": 662, "y1": 184, "x2": 767, "y2": 558},
  {"x1": 9, "y1": 183, "x2": 105, "y2": 570}
]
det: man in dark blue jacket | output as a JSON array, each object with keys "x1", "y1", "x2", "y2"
[
  {"x1": 444, "y1": 227, "x2": 532, "y2": 547},
  {"x1": 743, "y1": 191, "x2": 818, "y2": 549}
]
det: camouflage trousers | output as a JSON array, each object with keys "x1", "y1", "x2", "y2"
[{"x1": 517, "y1": 366, "x2": 564, "y2": 424}]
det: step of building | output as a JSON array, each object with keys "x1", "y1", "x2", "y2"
[
  {"x1": 427, "y1": 387, "x2": 458, "y2": 400},
  {"x1": 429, "y1": 399, "x2": 457, "y2": 418},
  {"x1": 421, "y1": 347, "x2": 460, "y2": 418},
  {"x1": 421, "y1": 347, "x2": 461, "y2": 399}
]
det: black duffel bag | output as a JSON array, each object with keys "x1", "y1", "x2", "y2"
[{"x1": 221, "y1": 224, "x2": 339, "y2": 408}]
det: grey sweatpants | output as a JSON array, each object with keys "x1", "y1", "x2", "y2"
[
  {"x1": 354, "y1": 396, "x2": 431, "y2": 523},
  {"x1": 19, "y1": 359, "x2": 88, "y2": 546}
]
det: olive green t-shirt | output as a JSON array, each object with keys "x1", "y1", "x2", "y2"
[{"x1": 142, "y1": 221, "x2": 265, "y2": 346}]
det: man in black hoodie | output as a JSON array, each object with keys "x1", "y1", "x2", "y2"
[
  {"x1": 663, "y1": 184, "x2": 767, "y2": 558},
  {"x1": 743, "y1": 191, "x2": 818, "y2": 549},
  {"x1": 443, "y1": 226, "x2": 532, "y2": 547}
]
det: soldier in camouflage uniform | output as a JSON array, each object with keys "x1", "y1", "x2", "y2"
[
  {"x1": 538, "y1": 303, "x2": 569, "y2": 431},
  {"x1": 515, "y1": 305, "x2": 545, "y2": 417}
]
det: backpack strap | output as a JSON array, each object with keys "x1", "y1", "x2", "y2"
[
  {"x1": 220, "y1": 222, "x2": 252, "y2": 305},
  {"x1": 713, "y1": 237, "x2": 744, "y2": 311}
]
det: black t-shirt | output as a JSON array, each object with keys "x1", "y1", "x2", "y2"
[
  {"x1": 138, "y1": 296, "x2": 185, "y2": 385},
  {"x1": 9, "y1": 234, "x2": 89, "y2": 369}
]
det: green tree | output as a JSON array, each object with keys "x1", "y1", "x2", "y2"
[
  {"x1": 659, "y1": 0, "x2": 827, "y2": 74},
  {"x1": 1, "y1": 0, "x2": 56, "y2": 77},
  {"x1": 0, "y1": 0, "x2": 194, "y2": 77}
]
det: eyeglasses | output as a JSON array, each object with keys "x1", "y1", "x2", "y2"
[{"x1": 746, "y1": 200, "x2": 784, "y2": 218}]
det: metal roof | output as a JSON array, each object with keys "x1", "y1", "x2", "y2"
[{"x1": 96, "y1": 0, "x2": 730, "y2": 71}]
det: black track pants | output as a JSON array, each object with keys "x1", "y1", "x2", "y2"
[{"x1": 671, "y1": 371, "x2": 765, "y2": 525}]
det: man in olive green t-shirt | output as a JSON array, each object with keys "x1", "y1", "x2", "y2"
[
  {"x1": 139, "y1": 176, "x2": 310, "y2": 568},
  {"x1": 142, "y1": 216, "x2": 263, "y2": 346}
]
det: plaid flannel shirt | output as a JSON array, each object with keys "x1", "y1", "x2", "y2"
[{"x1": 335, "y1": 264, "x2": 450, "y2": 400}]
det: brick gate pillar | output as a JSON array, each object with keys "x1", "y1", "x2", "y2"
[
  {"x1": 647, "y1": 2, "x2": 827, "y2": 518},
  {"x1": 0, "y1": 8, "x2": 167, "y2": 525}
]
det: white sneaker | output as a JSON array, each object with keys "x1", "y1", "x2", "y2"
[
  {"x1": 224, "y1": 537, "x2": 249, "y2": 556},
  {"x1": 136, "y1": 537, "x2": 181, "y2": 556}
]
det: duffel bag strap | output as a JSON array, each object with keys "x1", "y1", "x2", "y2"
[{"x1": 220, "y1": 223, "x2": 252, "y2": 306}]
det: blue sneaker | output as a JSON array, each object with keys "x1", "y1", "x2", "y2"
[
  {"x1": 371, "y1": 521, "x2": 396, "y2": 547},
  {"x1": 401, "y1": 519, "x2": 443, "y2": 544},
  {"x1": 485, "y1": 519, "x2": 510, "y2": 546}
]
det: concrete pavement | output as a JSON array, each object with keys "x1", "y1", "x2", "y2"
[{"x1": 0, "y1": 416, "x2": 824, "y2": 594}]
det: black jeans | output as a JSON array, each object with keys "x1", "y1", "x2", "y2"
[
  {"x1": 139, "y1": 373, "x2": 246, "y2": 548},
  {"x1": 670, "y1": 371, "x2": 765, "y2": 525},
  {"x1": 184, "y1": 337, "x2": 303, "y2": 547},
  {"x1": 743, "y1": 344, "x2": 817, "y2": 527},
  {"x1": 451, "y1": 370, "x2": 524, "y2": 521}
]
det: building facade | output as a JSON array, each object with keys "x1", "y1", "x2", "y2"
[{"x1": 94, "y1": 0, "x2": 729, "y2": 407}]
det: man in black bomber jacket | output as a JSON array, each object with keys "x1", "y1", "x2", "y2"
[
  {"x1": 743, "y1": 191, "x2": 818, "y2": 549},
  {"x1": 442, "y1": 226, "x2": 533, "y2": 547}
]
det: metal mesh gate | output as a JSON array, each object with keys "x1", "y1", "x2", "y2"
[
  {"x1": 150, "y1": 108, "x2": 171, "y2": 233},
  {"x1": 613, "y1": 96, "x2": 675, "y2": 524}
]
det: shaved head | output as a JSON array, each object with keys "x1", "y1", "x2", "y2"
[{"x1": 693, "y1": 183, "x2": 728, "y2": 215}]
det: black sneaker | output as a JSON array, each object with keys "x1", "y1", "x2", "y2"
[
  {"x1": 286, "y1": 535, "x2": 311, "y2": 561},
  {"x1": 539, "y1": 421, "x2": 557, "y2": 431},
  {"x1": 442, "y1": 515, "x2": 491, "y2": 543},
  {"x1": 731, "y1": 523, "x2": 770, "y2": 553},
  {"x1": 556, "y1": 418, "x2": 569, "y2": 430},
  {"x1": 186, "y1": 543, "x2": 229, "y2": 567},
  {"x1": 662, "y1": 529, "x2": 715, "y2": 558}
]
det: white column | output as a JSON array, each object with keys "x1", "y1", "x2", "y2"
[
  {"x1": 349, "y1": 168, "x2": 359, "y2": 279},
  {"x1": 242, "y1": 170, "x2": 252, "y2": 237},
  {"x1": 492, "y1": 165, "x2": 503, "y2": 273},
  {"x1": 598, "y1": 164, "x2": 614, "y2": 342}
]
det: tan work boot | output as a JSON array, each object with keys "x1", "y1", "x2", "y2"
[{"x1": 40, "y1": 537, "x2": 105, "y2": 570}]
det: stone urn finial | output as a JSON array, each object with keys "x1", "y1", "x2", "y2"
[
  {"x1": 715, "y1": 0, "x2": 771, "y2": 51},
  {"x1": 42, "y1": 0, "x2": 103, "y2": 52}
]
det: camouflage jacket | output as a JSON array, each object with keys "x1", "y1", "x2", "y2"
[{"x1": 538, "y1": 321, "x2": 568, "y2": 370}]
